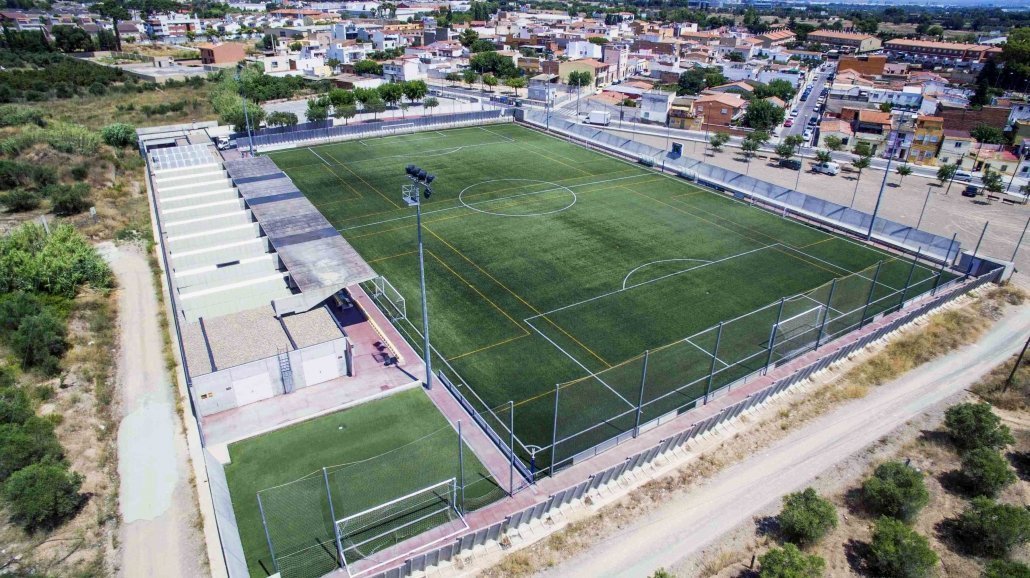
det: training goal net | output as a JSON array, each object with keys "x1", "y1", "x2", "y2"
[
  {"x1": 336, "y1": 478, "x2": 467, "y2": 573},
  {"x1": 771, "y1": 303, "x2": 826, "y2": 361},
  {"x1": 371, "y1": 276, "x2": 406, "y2": 321}
]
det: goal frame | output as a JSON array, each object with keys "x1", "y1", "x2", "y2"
[{"x1": 371, "y1": 275, "x2": 407, "y2": 321}]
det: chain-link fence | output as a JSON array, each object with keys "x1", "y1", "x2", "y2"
[{"x1": 255, "y1": 426, "x2": 507, "y2": 578}]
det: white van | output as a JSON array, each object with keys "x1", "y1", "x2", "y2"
[{"x1": 813, "y1": 161, "x2": 840, "y2": 175}]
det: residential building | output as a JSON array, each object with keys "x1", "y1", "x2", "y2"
[
  {"x1": 565, "y1": 40, "x2": 602, "y2": 60},
  {"x1": 669, "y1": 96, "x2": 699, "y2": 130},
  {"x1": 807, "y1": 30, "x2": 881, "y2": 53},
  {"x1": 382, "y1": 56, "x2": 425, "y2": 82},
  {"x1": 694, "y1": 92, "x2": 746, "y2": 131},
  {"x1": 640, "y1": 90, "x2": 675, "y2": 125},
  {"x1": 602, "y1": 43, "x2": 630, "y2": 82},
  {"x1": 756, "y1": 29, "x2": 795, "y2": 48},
  {"x1": 541, "y1": 58, "x2": 613, "y2": 87},
  {"x1": 1004, "y1": 99, "x2": 1030, "y2": 132},
  {"x1": 818, "y1": 118, "x2": 853, "y2": 148},
  {"x1": 842, "y1": 108, "x2": 891, "y2": 155},
  {"x1": 883, "y1": 38, "x2": 991, "y2": 68},
  {"x1": 837, "y1": 54, "x2": 887, "y2": 77},
  {"x1": 528, "y1": 73, "x2": 559, "y2": 102},
  {"x1": 908, "y1": 115, "x2": 944, "y2": 165},
  {"x1": 198, "y1": 42, "x2": 248, "y2": 65},
  {"x1": 937, "y1": 129, "x2": 975, "y2": 168}
]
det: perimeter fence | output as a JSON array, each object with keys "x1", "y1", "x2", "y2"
[
  {"x1": 236, "y1": 109, "x2": 514, "y2": 151},
  {"x1": 254, "y1": 425, "x2": 507, "y2": 578}
]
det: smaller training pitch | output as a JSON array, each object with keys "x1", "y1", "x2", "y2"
[{"x1": 271, "y1": 123, "x2": 944, "y2": 473}]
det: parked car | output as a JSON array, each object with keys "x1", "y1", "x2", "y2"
[
  {"x1": 215, "y1": 137, "x2": 234, "y2": 151},
  {"x1": 784, "y1": 119, "x2": 794, "y2": 127},
  {"x1": 813, "y1": 161, "x2": 841, "y2": 175},
  {"x1": 808, "y1": 116, "x2": 819, "y2": 125},
  {"x1": 954, "y1": 170, "x2": 974, "y2": 182},
  {"x1": 961, "y1": 185, "x2": 980, "y2": 197},
  {"x1": 779, "y1": 158, "x2": 802, "y2": 170},
  {"x1": 803, "y1": 128, "x2": 814, "y2": 140},
  {"x1": 790, "y1": 109, "x2": 799, "y2": 117}
]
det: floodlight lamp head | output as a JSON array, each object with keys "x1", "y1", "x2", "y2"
[
  {"x1": 405, "y1": 164, "x2": 417, "y2": 176},
  {"x1": 423, "y1": 187, "x2": 433, "y2": 199},
  {"x1": 417, "y1": 169, "x2": 428, "y2": 181},
  {"x1": 425, "y1": 174, "x2": 436, "y2": 184}
]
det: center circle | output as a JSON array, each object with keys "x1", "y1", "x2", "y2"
[{"x1": 458, "y1": 178, "x2": 577, "y2": 217}]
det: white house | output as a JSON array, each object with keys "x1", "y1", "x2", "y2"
[
  {"x1": 640, "y1": 90, "x2": 675, "y2": 125},
  {"x1": 382, "y1": 57, "x2": 426, "y2": 82},
  {"x1": 565, "y1": 40, "x2": 602, "y2": 60}
]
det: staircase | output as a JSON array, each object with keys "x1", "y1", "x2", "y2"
[{"x1": 278, "y1": 347, "x2": 294, "y2": 394}]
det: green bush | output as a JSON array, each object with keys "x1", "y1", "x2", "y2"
[
  {"x1": 983, "y1": 560, "x2": 1030, "y2": 578},
  {"x1": 2, "y1": 462, "x2": 84, "y2": 531},
  {"x1": 0, "y1": 385, "x2": 32, "y2": 425},
  {"x1": 777, "y1": 488, "x2": 837, "y2": 546},
  {"x1": 862, "y1": 462, "x2": 929, "y2": 522},
  {"x1": 9, "y1": 311, "x2": 67, "y2": 375},
  {"x1": 47, "y1": 183, "x2": 91, "y2": 216},
  {"x1": 1, "y1": 188, "x2": 40, "y2": 212},
  {"x1": 955, "y1": 497, "x2": 1030, "y2": 557},
  {"x1": 0, "y1": 105, "x2": 45, "y2": 127},
  {"x1": 759, "y1": 543, "x2": 825, "y2": 578},
  {"x1": 961, "y1": 447, "x2": 1016, "y2": 497},
  {"x1": 944, "y1": 403, "x2": 1015, "y2": 451},
  {"x1": 100, "y1": 122, "x2": 137, "y2": 148},
  {"x1": 867, "y1": 517, "x2": 938, "y2": 578},
  {"x1": 0, "y1": 417, "x2": 64, "y2": 481},
  {"x1": 0, "y1": 365, "x2": 16, "y2": 388},
  {"x1": 0, "y1": 223, "x2": 112, "y2": 297},
  {"x1": 69, "y1": 164, "x2": 89, "y2": 181}
]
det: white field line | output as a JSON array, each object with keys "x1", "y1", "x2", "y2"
[
  {"x1": 527, "y1": 244, "x2": 779, "y2": 321},
  {"x1": 523, "y1": 318, "x2": 636, "y2": 410},
  {"x1": 310, "y1": 148, "x2": 331, "y2": 166},
  {"x1": 683, "y1": 336, "x2": 729, "y2": 368},
  {"x1": 336, "y1": 172, "x2": 659, "y2": 233},
  {"x1": 478, "y1": 125, "x2": 516, "y2": 142},
  {"x1": 621, "y1": 258, "x2": 713, "y2": 290}
]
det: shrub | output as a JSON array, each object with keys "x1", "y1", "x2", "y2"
[
  {"x1": 100, "y1": 122, "x2": 137, "y2": 148},
  {"x1": 0, "y1": 223, "x2": 112, "y2": 297},
  {"x1": 867, "y1": 517, "x2": 938, "y2": 578},
  {"x1": 777, "y1": 488, "x2": 837, "y2": 546},
  {"x1": 2, "y1": 462, "x2": 84, "y2": 531},
  {"x1": 0, "y1": 385, "x2": 32, "y2": 425},
  {"x1": 944, "y1": 403, "x2": 1014, "y2": 451},
  {"x1": 862, "y1": 462, "x2": 929, "y2": 522},
  {"x1": 88, "y1": 81, "x2": 106, "y2": 96},
  {"x1": 1, "y1": 188, "x2": 40, "y2": 212},
  {"x1": 961, "y1": 447, "x2": 1016, "y2": 497},
  {"x1": 70, "y1": 164, "x2": 89, "y2": 181},
  {"x1": 759, "y1": 543, "x2": 825, "y2": 578},
  {"x1": 0, "y1": 291, "x2": 45, "y2": 336},
  {"x1": 48, "y1": 183, "x2": 91, "y2": 216},
  {"x1": 955, "y1": 497, "x2": 1030, "y2": 557},
  {"x1": 984, "y1": 560, "x2": 1030, "y2": 578},
  {"x1": 0, "y1": 105, "x2": 45, "y2": 127},
  {"x1": 9, "y1": 311, "x2": 68, "y2": 375},
  {"x1": 0, "y1": 417, "x2": 64, "y2": 481}
]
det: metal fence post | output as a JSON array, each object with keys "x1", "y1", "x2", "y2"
[
  {"x1": 704, "y1": 322, "x2": 724, "y2": 404},
  {"x1": 932, "y1": 233, "x2": 958, "y2": 296},
  {"x1": 323, "y1": 468, "x2": 346, "y2": 569},
  {"x1": 1012, "y1": 215, "x2": 1029, "y2": 263},
  {"x1": 859, "y1": 261, "x2": 883, "y2": 328},
  {"x1": 898, "y1": 248, "x2": 922, "y2": 310},
  {"x1": 815, "y1": 278, "x2": 837, "y2": 350},
  {"x1": 965, "y1": 221, "x2": 989, "y2": 279},
  {"x1": 633, "y1": 350, "x2": 649, "y2": 436},
  {"x1": 764, "y1": 298, "x2": 786, "y2": 372},
  {"x1": 550, "y1": 383, "x2": 560, "y2": 475},
  {"x1": 256, "y1": 492, "x2": 280, "y2": 574},
  {"x1": 457, "y1": 420, "x2": 465, "y2": 514},
  {"x1": 508, "y1": 400, "x2": 515, "y2": 496}
]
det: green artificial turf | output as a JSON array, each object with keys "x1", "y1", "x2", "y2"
[
  {"x1": 270, "y1": 123, "x2": 946, "y2": 472},
  {"x1": 225, "y1": 388, "x2": 501, "y2": 577}
]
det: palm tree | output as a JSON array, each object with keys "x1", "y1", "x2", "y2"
[
  {"x1": 896, "y1": 164, "x2": 912, "y2": 186},
  {"x1": 816, "y1": 150, "x2": 833, "y2": 163},
  {"x1": 850, "y1": 155, "x2": 871, "y2": 207},
  {"x1": 823, "y1": 135, "x2": 844, "y2": 152}
]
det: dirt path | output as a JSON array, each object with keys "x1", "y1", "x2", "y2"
[
  {"x1": 104, "y1": 243, "x2": 205, "y2": 578},
  {"x1": 539, "y1": 304, "x2": 1030, "y2": 578}
]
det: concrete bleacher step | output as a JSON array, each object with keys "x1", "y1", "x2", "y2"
[
  {"x1": 166, "y1": 224, "x2": 262, "y2": 254},
  {"x1": 174, "y1": 256, "x2": 282, "y2": 291},
  {"x1": 157, "y1": 178, "x2": 235, "y2": 197},
  {"x1": 158, "y1": 188, "x2": 238, "y2": 207},
  {"x1": 154, "y1": 169, "x2": 227, "y2": 188},
  {"x1": 153, "y1": 163, "x2": 221, "y2": 180},
  {"x1": 160, "y1": 199, "x2": 244, "y2": 218},
  {"x1": 170, "y1": 239, "x2": 269, "y2": 272}
]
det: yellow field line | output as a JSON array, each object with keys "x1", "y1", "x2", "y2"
[
  {"x1": 424, "y1": 226, "x2": 613, "y2": 368},
  {"x1": 323, "y1": 149, "x2": 403, "y2": 209},
  {"x1": 366, "y1": 250, "x2": 416, "y2": 264},
  {"x1": 320, "y1": 163, "x2": 364, "y2": 199},
  {"x1": 447, "y1": 334, "x2": 529, "y2": 362},
  {"x1": 427, "y1": 250, "x2": 530, "y2": 337},
  {"x1": 798, "y1": 236, "x2": 835, "y2": 249}
]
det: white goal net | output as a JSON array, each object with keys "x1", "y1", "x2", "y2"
[
  {"x1": 371, "y1": 276, "x2": 406, "y2": 321},
  {"x1": 772, "y1": 304, "x2": 826, "y2": 360}
]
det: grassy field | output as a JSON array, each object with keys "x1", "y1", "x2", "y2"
[
  {"x1": 269, "y1": 123, "x2": 945, "y2": 471},
  {"x1": 225, "y1": 388, "x2": 501, "y2": 578}
]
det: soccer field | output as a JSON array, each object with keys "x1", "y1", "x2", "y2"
[{"x1": 270, "y1": 123, "x2": 945, "y2": 472}]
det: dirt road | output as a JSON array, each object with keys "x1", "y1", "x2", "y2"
[
  {"x1": 103, "y1": 243, "x2": 205, "y2": 578},
  {"x1": 539, "y1": 304, "x2": 1030, "y2": 578}
]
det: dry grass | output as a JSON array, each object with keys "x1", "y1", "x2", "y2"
[
  {"x1": 972, "y1": 351, "x2": 1030, "y2": 411},
  {"x1": 481, "y1": 285, "x2": 1024, "y2": 578},
  {"x1": 44, "y1": 82, "x2": 217, "y2": 130}
]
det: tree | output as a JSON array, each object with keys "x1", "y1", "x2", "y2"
[
  {"x1": 862, "y1": 462, "x2": 929, "y2": 522},
  {"x1": 0, "y1": 384, "x2": 33, "y2": 425},
  {"x1": 2, "y1": 189, "x2": 40, "y2": 212},
  {"x1": 504, "y1": 75, "x2": 526, "y2": 95},
  {"x1": 937, "y1": 163, "x2": 958, "y2": 187},
  {"x1": 10, "y1": 311, "x2": 67, "y2": 375},
  {"x1": 445, "y1": 72, "x2": 461, "y2": 86},
  {"x1": 944, "y1": 403, "x2": 1015, "y2": 451},
  {"x1": 49, "y1": 183, "x2": 91, "y2": 216},
  {"x1": 353, "y1": 59, "x2": 384, "y2": 76},
  {"x1": 954, "y1": 497, "x2": 1030, "y2": 557},
  {"x1": 377, "y1": 82, "x2": 404, "y2": 106},
  {"x1": 775, "y1": 142, "x2": 797, "y2": 163},
  {"x1": 727, "y1": 51, "x2": 745, "y2": 62},
  {"x1": 325, "y1": 57, "x2": 341, "y2": 73},
  {"x1": 362, "y1": 95, "x2": 386, "y2": 119},
  {"x1": 91, "y1": 0, "x2": 130, "y2": 51},
  {"x1": 463, "y1": 69, "x2": 479, "y2": 88},
  {"x1": 759, "y1": 543, "x2": 825, "y2": 578},
  {"x1": 100, "y1": 123, "x2": 137, "y2": 147},
  {"x1": 469, "y1": 38, "x2": 496, "y2": 53},
  {"x1": 926, "y1": 25, "x2": 944, "y2": 40},
  {"x1": 868, "y1": 517, "x2": 938, "y2": 578},
  {"x1": 743, "y1": 99, "x2": 785, "y2": 131},
  {"x1": 333, "y1": 104, "x2": 357, "y2": 124},
  {"x1": 470, "y1": 51, "x2": 517, "y2": 77},
  {"x1": 850, "y1": 155, "x2": 871, "y2": 205},
  {"x1": 2, "y1": 462, "x2": 84, "y2": 531},
  {"x1": 305, "y1": 98, "x2": 330, "y2": 122},
  {"x1": 816, "y1": 150, "x2": 833, "y2": 163},
  {"x1": 482, "y1": 73, "x2": 499, "y2": 92},
  {"x1": 777, "y1": 488, "x2": 837, "y2": 546},
  {"x1": 972, "y1": 123, "x2": 1005, "y2": 145},
  {"x1": 458, "y1": 27, "x2": 479, "y2": 48},
  {"x1": 983, "y1": 560, "x2": 1030, "y2": 578},
  {"x1": 896, "y1": 164, "x2": 912, "y2": 186},
  {"x1": 51, "y1": 25, "x2": 94, "y2": 52},
  {"x1": 402, "y1": 80, "x2": 428, "y2": 103},
  {"x1": 960, "y1": 448, "x2": 1016, "y2": 497},
  {"x1": 709, "y1": 132, "x2": 730, "y2": 154},
  {"x1": 328, "y1": 88, "x2": 356, "y2": 108},
  {"x1": 0, "y1": 417, "x2": 64, "y2": 481},
  {"x1": 823, "y1": 135, "x2": 843, "y2": 152},
  {"x1": 982, "y1": 168, "x2": 1005, "y2": 196},
  {"x1": 423, "y1": 97, "x2": 439, "y2": 115},
  {"x1": 265, "y1": 111, "x2": 298, "y2": 127}
]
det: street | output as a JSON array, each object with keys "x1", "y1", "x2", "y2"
[{"x1": 784, "y1": 66, "x2": 831, "y2": 141}]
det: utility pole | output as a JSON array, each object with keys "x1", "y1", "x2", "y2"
[{"x1": 1004, "y1": 334, "x2": 1030, "y2": 392}]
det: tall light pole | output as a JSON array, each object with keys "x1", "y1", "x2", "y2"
[
  {"x1": 404, "y1": 165, "x2": 436, "y2": 389},
  {"x1": 866, "y1": 148, "x2": 895, "y2": 240},
  {"x1": 235, "y1": 63, "x2": 255, "y2": 157}
]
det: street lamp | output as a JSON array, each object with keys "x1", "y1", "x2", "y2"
[
  {"x1": 235, "y1": 63, "x2": 255, "y2": 157},
  {"x1": 404, "y1": 165, "x2": 436, "y2": 390}
]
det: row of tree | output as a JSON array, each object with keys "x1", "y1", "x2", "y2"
[{"x1": 304, "y1": 81, "x2": 437, "y2": 123}]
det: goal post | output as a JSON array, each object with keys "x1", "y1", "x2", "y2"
[
  {"x1": 771, "y1": 304, "x2": 826, "y2": 361},
  {"x1": 371, "y1": 276, "x2": 406, "y2": 321},
  {"x1": 336, "y1": 478, "x2": 466, "y2": 570}
]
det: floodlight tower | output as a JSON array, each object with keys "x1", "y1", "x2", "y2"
[
  {"x1": 235, "y1": 63, "x2": 255, "y2": 157},
  {"x1": 404, "y1": 165, "x2": 436, "y2": 389}
]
